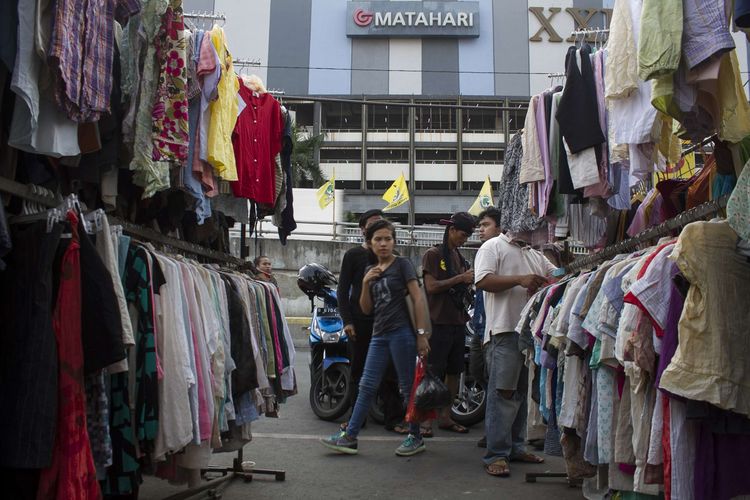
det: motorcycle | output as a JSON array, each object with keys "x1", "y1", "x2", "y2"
[
  {"x1": 451, "y1": 325, "x2": 487, "y2": 427},
  {"x1": 298, "y1": 264, "x2": 353, "y2": 421},
  {"x1": 370, "y1": 325, "x2": 487, "y2": 428}
]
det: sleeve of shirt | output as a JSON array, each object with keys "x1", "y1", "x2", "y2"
[
  {"x1": 669, "y1": 224, "x2": 700, "y2": 285},
  {"x1": 474, "y1": 244, "x2": 497, "y2": 284},
  {"x1": 337, "y1": 250, "x2": 355, "y2": 326},
  {"x1": 421, "y1": 247, "x2": 440, "y2": 278},
  {"x1": 536, "y1": 251, "x2": 557, "y2": 276},
  {"x1": 401, "y1": 257, "x2": 418, "y2": 283}
]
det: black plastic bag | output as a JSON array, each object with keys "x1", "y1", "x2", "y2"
[{"x1": 414, "y1": 368, "x2": 452, "y2": 410}]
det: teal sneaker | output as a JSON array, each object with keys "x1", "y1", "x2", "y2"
[
  {"x1": 395, "y1": 434, "x2": 426, "y2": 457},
  {"x1": 320, "y1": 430, "x2": 358, "y2": 455}
]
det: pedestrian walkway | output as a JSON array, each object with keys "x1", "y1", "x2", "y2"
[{"x1": 140, "y1": 348, "x2": 583, "y2": 500}]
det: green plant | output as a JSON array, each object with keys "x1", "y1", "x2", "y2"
[{"x1": 291, "y1": 122, "x2": 326, "y2": 187}]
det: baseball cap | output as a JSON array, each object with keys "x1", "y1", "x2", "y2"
[
  {"x1": 439, "y1": 212, "x2": 476, "y2": 234},
  {"x1": 358, "y1": 209, "x2": 384, "y2": 228}
]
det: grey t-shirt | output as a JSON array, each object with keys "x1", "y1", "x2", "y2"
[{"x1": 369, "y1": 257, "x2": 418, "y2": 335}]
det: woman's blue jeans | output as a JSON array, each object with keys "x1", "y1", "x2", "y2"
[{"x1": 346, "y1": 326, "x2": 421, "y2": 438}]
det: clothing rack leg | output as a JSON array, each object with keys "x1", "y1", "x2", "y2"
[
  {"x1": 525, "y1": 471, "x2": 582, "y2": 488},
  {"x1": 202, "y1": 448, "x2": 286, "y2": 482},
  {"x1": 160, "y1": 449, "x2": 286, "y2": 500}
]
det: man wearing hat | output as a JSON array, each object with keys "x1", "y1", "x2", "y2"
[{"x1": 421, "y1": 212, "x2": 476, "y2": 435}]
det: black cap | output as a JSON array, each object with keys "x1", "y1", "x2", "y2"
[
  {"x1": 439, "y1": 212, "x2": 476, "y2": 234},
  {"x1": 359, "y1": 209, "x2": 384, "y2": 228}
]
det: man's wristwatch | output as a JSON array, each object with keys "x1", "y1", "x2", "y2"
[{"x1": 416, "y1": 328, "x2": 427, "y2": 336}]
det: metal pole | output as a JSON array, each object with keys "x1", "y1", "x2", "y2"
[
  {"x1": 361, "y1": 97, "x2": 368, "y2": 192},
  {"x1": 457, "y1": 94, "x2": 463, "y2": 192},
  {"x1": 332, "y1": 166, "x2": 336, "y2": 240},
  {"x1": 408, "y1": 98, "x2": 416, "y2": 227},
  {"x1": 240, "y1": 223, "x2": 248, "y2": 259}
]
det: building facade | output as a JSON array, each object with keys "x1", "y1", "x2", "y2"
[{"x1": 186, "y1": 0, "x2": 750, "y2": 224}]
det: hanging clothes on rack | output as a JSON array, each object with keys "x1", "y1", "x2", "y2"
[
  {"x1": 0, "y1": 195, "x2": 297, "y2": 499},
  {"x1": 516, "y1": 194, "x2": 750, "y2": 498}
]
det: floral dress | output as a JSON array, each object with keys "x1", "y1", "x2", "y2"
[{"x1": 152, "y1": 0, "x2": 189, "y2": 162}]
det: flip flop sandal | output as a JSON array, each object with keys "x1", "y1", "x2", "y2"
[
  {"x1": 485, "y1": 459, "x2": 510, "y2": 477},
  {"x1": 420, "y1": 427, "x2": 434, "y2": 438},
  {"x1": 438, "y1": 422, "x2": 469, "y2": 434},
  {"x1": 390, "y1": 422, "x2": 410, "y2": 434},
  {"x1": 510, "y1": 452, "x2": 545, "y2": 463}
]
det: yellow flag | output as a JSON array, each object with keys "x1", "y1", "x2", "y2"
[
  {"x1": 316, "y1": 175, "x2": 335, "y2": 209},
  {"x1": 382, "y1": 173, "x2": 409, "y2": 211},
  {"x1": 468, "y1": 176, "x2": 494, "y2": 216}
]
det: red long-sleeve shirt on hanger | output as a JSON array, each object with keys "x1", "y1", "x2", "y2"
[{"x1": 231, "y1": 86, "x2": 283, "y2": 205}]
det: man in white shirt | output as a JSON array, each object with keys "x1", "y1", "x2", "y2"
[{"x1": 474, "y1": 228, "x2": 556, "y2": 477}]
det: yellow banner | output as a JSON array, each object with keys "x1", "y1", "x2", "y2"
[
  {"x1": 468, "y1": 176, "x2": 494, "y2": 216},
  {"x1": 316, "y1": 175, "x2": 335, "y2": 209},
  {"x1": 382, "y1": 173, "x2": 410, "y2": 211}
]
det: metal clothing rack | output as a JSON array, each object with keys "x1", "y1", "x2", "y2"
[
  {"x1": 564, "y1": 195, "x2": 729, "y2": 273},
  {"x1": 681, "y1": 134, "x2": 717, "y2": 157},
  {"x1": 562, "y1": 132, "x2": 724, "y2": 273},
  {"x1": 0, "y1": 176, "x2": 286, "y2": 497},
  {"x1": 570, "y1": 27, "x2": 610, "y2": 37},
  {"x1": 0, "y1": 177, "x2": 243, "y2": 266},
  {"x1": 233, "y1": 58, "x2": 262, "y2": 68},
  {"x1": 184, "y1": 11, "x2": 226, "y2": 22}
]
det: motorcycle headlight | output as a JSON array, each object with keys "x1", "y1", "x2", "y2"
[{"x1": 321, "y1": 331, "x2": 342, "y2": 343}]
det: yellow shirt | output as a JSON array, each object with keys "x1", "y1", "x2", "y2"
[
  {"x1": 660, "y1": 220, "x2": 750, "y2": 417},
  {"x1": 207, "y1": 27, "x2": 239, "y2": 181}
]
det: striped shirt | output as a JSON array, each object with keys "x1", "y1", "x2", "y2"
[{"x1": 49, "y1": 0, "x2": 141, "y2": 123}]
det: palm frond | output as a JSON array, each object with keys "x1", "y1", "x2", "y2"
[{"x1": 291, "y1": 122, "x2": 326, "y2": 187}]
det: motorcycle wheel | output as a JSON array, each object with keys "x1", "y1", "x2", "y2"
[
  {"x1": 368, "y1": 392, "x2": 386, "y2": 425},
  {"x1": 310, "y1": 364, "x2": 352, "y2": 421},
  {"x1": 451, "y1": 378, "x2": 486, "y2": 427}
]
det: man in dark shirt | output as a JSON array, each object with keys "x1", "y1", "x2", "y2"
[
  {"x1": 338, "y1": 209, "x2": 404, "y2": 431},
  {"x1": 422, "y1": 211, "x2": 476, "y2": 435}
]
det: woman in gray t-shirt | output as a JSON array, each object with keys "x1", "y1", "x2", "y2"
[{"x1": 321, "y1": 220, "x2": 431, "y2": 457}]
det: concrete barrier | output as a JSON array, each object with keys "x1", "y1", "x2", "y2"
[{"x1": 261, "y1": 237, "x2": 477, "y2": 317}]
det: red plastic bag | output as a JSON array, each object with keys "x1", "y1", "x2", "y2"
[{"x1": 405, "y1": 357, "x2": 437, "y2": 424}]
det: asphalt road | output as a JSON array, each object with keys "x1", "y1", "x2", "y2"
[{"x1": 141, "y1": 346, "x2": 584, "y2": 500}]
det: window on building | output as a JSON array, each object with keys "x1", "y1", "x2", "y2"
[
  {"x1": 415, "y1": 181, "x2": 457, "y2": 190},
  {"x1": 462, "y1": 148, "x2": 505, "y2": 164},
  {"x1": 320, "y1": 148, "x2": 361, "y2": 161},
  {"x1": 507, "y1": 100, "x2": 529, "y2": 135},
  {"x1": 415, "y1": 149, "x2": 457, "y2": 162},
  {"x1": 366, "y1": 148, "x2": 409, "y2": 162},
  {"x1": 462, "y1": 102, "x2": 503, "y2": 132},
  {"x1": 463, "y1": 181, "x2": 502, "y2": 192},
  {"x1": 415, "y1": 102, "x2": 456, "y2": 131},
  {"x1": 368, "y1": 103, "x2": 409, "y2": 130},
  {"x1": 336, "y1": 180, "x2": 361, "y2": 190},
  {"x1": 366, "y1": 180, "x2": 396, "y2": 191},
  {"x1": 286, "y1": 102, "x2": 314, "y2": 128},
  {"x1": 322, "y1": 102, "x2": 362, "y2": 130}
]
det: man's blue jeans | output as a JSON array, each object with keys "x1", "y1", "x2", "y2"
[
  {"x1": 346, "y1": 326, "x2": 421, "y2": 438},
  {"x1": 484, "y1": 332, "x2": 528, "y2": 464}
]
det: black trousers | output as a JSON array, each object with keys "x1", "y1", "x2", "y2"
[{"x1": 349, "y1": 318, "x2": 404, "y2": 427}]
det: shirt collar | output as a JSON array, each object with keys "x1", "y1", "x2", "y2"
[{"x1": 500, "y1": 233, "x2": 530, "y2": 248}]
